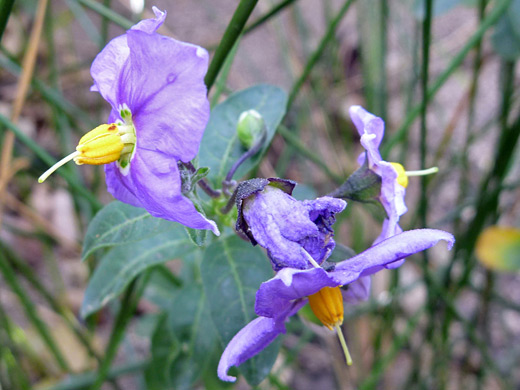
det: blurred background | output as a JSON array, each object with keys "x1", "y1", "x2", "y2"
[{"x1": 1, "y1": 0, "x2": 519, "y2": 389}]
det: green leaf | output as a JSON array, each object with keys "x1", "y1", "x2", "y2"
[
  {"x1": 331, "y1": 161, "x2": 382, "y2": 203},
  {"x1": 184, "y1": 226, "x2": 208, "y2": 247},
  {"x1": 201, "y1": 235, "x2": 279, "y2": 385},
  {"x1": 165, "y1": 282, "x2": 221, "y2": 389},
  {"x1": 198, "y1": 85, "x2": 287, "y2": 186},
  {"x1": 329, "y1": 243, "x2": 357, "y2": 263},
  {"x1": 81, "y1": 227, "x2": 195, "y2": 318},
  {"x1": 142, "y1": 266, "x2": 182, "y2": 312},
  {"x1": 144, "y1": 250, "x2": 223, "y2": 389},
  {"x1": 82, "y1": 201, "x2": 182, "y2": 260},
  {"x1": 476, "y1": 226, "x2": 520, "y2": 272}
]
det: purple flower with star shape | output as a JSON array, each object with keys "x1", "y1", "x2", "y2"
[
  {"x1": 350, "y1": 105, "x2": 405, "y2": 244},
  {"x1": 236, "y1": 178, "x2": 347, "y2": 270},
  {"x1": 217, "y1": 229, "x2": 455, "y2": 382},
  {"x1": 90, "y1": 7, "x2": 218, "y2": 234}
]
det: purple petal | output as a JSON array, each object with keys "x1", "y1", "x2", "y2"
[
  {"x1": 115, "y1": 30, "x2": 209, "y2": 162},
  {"x1": 342, "y1": 276, "x2": 371, "y2": 304},
  {"x1": 330, "y1": 229, "x2": 455, "y2": 283},
  {"x1": 90, "y1": 8, "x2": 167, "y2": 105},
  {"x1": 244, "y1": 187, "x2": 346, "y2": 270},
  {"x1": 130, "y1": 7, "x2": 166, "y2": 34},
  {"x1": 350, "y1": 106, "x2": 407, "y2": 244},
  {"x1": 255, "y1": 268, "x2": 339, "y2": 318},
  {"x1": 374, "y1": 161, "x2": 407, "y2": 244},
  {"x1": 350, "y1": 105, "x2": 385, "y2": 167},
  {"x1": 218, "y1": 317, "x2": 284, "y2": 382},
  {"x1": 105, "y1": 149, "x2": 219, "y2": 235},
  {"x1": 90, "y1": 35, "x2": 129, "y2": 107}
]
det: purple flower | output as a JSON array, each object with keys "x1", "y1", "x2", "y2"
[
  {"x1": 217, "y1": 229, "x2": 454, "y2": 382},
  {"x1": 39, "y1": 7, "x2": 218, "y2": 234},
  {"x1": 95, "y1": 8, "x2": 218, "y2": 234},
  {"x1": 237, "y1": 179, "x2": 347, "y2": 270},
  {"x1": 350, "y1": 105, "x2": 406, "y2": 244}
]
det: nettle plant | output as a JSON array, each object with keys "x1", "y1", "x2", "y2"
[{"x1": 40, "y1": 8, "x2": 454, "y2": 387}]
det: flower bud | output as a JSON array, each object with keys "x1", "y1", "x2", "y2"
[{"x1": 236, "y1": 109, "x2": 264, "y2": 149}]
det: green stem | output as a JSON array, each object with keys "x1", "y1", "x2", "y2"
[
  {"x1": 76, "y1": 0, "x2": 133, "y2": 30},
  {"x1": 456, "y1": 0, "x2": 488, "y2": 232},
  {"x1": 0, "y1": 0, "x2": 15, "y2": 42},
  {"x1": 454, "y1": 62, "x2": 518, "y2": 289},
  {"x1": 101, "y1": 0, "x2": 112, "y2": 46},
  {"x1": 277, "y1": 125, "x2": 343, "y2": 183},
  {"x1": 434, "y1": 282, "x2": 510, "y2": 386},
  {"x1": 65, "y1": 0, "x2": 102, "y2": 46},
  {"x1": 418, "y1": 3, "x2": 437, "y2": 375},
  {"x1": 419, "y1": 0, "x2": 432, "y2": 230},
  {"x1": 378, "y1": 0, "x2": 388, "y2": 120},
  {"x1": 287, "y1": 0, "x2": 355, "y2": 109},
  {"x1": 210, "y1": 39, "x2": 240, "y2": 107},
  {"x1": 205, "y1": 0, "x2": 258, "y2": 91},
  {"x1": 0, "y1": 251, "x2": 70, "y2": 371},
  {"x1": 244, "y1": 0, "x2": 298, "y2": 34},
  {"x1": 91, "y1": 272, "x2": 150, "y2": 390},
  {"x1": 359, "y1": 308, "x2": 424, "y2": 390},
  {"x1": 382, "y1": 0, "x2": 512, "y2": 156},
  {"x1": 0, "y1": 241, "x2": 102, "y2": 362},
  {"x1": 0, "y1": 302, "x2": 32, "y2": 390}
]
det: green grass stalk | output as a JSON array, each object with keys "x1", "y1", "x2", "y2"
[{"x1": 205, "y1": 0, "x2": 259, "y2": 91}]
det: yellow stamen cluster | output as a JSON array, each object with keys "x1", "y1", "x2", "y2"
[
  {"x1": 75, "y1": 124, "x2": 124, "y2": 165},
  {"x1": 38, "y1": 123, "x2": 136, "y2": 183},
  {"x1": 308, "y1": 286, "x2": 344, "y2": 330},
  {"x1": 308, "y1": 286, "x2": 352, "y2": 365},
  {"x1": 390, "y1": 162, "x2": 409, "y2": 188}
]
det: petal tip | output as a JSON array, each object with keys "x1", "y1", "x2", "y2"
[
  {"x1": 151, "y1": 6, "x2": 166, "y2": 19},
  {"x1": 210, "y1": 222, "x2": 221, "y2": 236},
  {"x1": 349, "y1": 105, "x2": 363, "y2": 116},
  {"x1": 217, "y1": 370, "x2": 237, "y2": 383}
]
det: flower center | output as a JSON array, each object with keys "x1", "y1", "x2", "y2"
[
  {"x1": 38, "y1": 122, "x2": 136, "y2": 183},
  {"x1": 308, "y1": 286, "x2": 352, "y2": 366},
  {"x1": 390, "y1": 163, "x2": 439, "y2": 189}
]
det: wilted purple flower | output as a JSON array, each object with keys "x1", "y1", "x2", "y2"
[
  {"x1": 236, "y1": 178, "x2": 347, "y2": 270},
  {"x1": 39, "y1": 8, "x2": 218, "y2": 234},
  {"x1": 350, "y1": 105, "x2": 406, "y2": 244},
  {"x1": 218, "y1": 229, "x2": 454, "y2": 382}
]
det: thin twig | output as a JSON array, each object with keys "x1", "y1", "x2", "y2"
[
  {"x1": 0, "y1": 0, "x2": 49, "y2": 229},
  {"x1": 183, "y1": 161, "x2": 221, "y2": 198},
  {"x1": 222, "y1": 128, "x2": 267, "y2": 194}
]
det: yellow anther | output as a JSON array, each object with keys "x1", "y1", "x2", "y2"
[
  {"x1": 75, "y1": 124, "x2": 124, "y2": 165},
  {"x1": 308, "y1": 286, "x2": 344, "y2": 330},
  {"x1": 390, "y1": 162, "x2": 409, "y2": 188},
  {"x1": 38, "y1": 123, "x2": 136, "y2": 183},
  {"x1": 308, "y1": 286, "x2": 352, "y2": 365}
]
